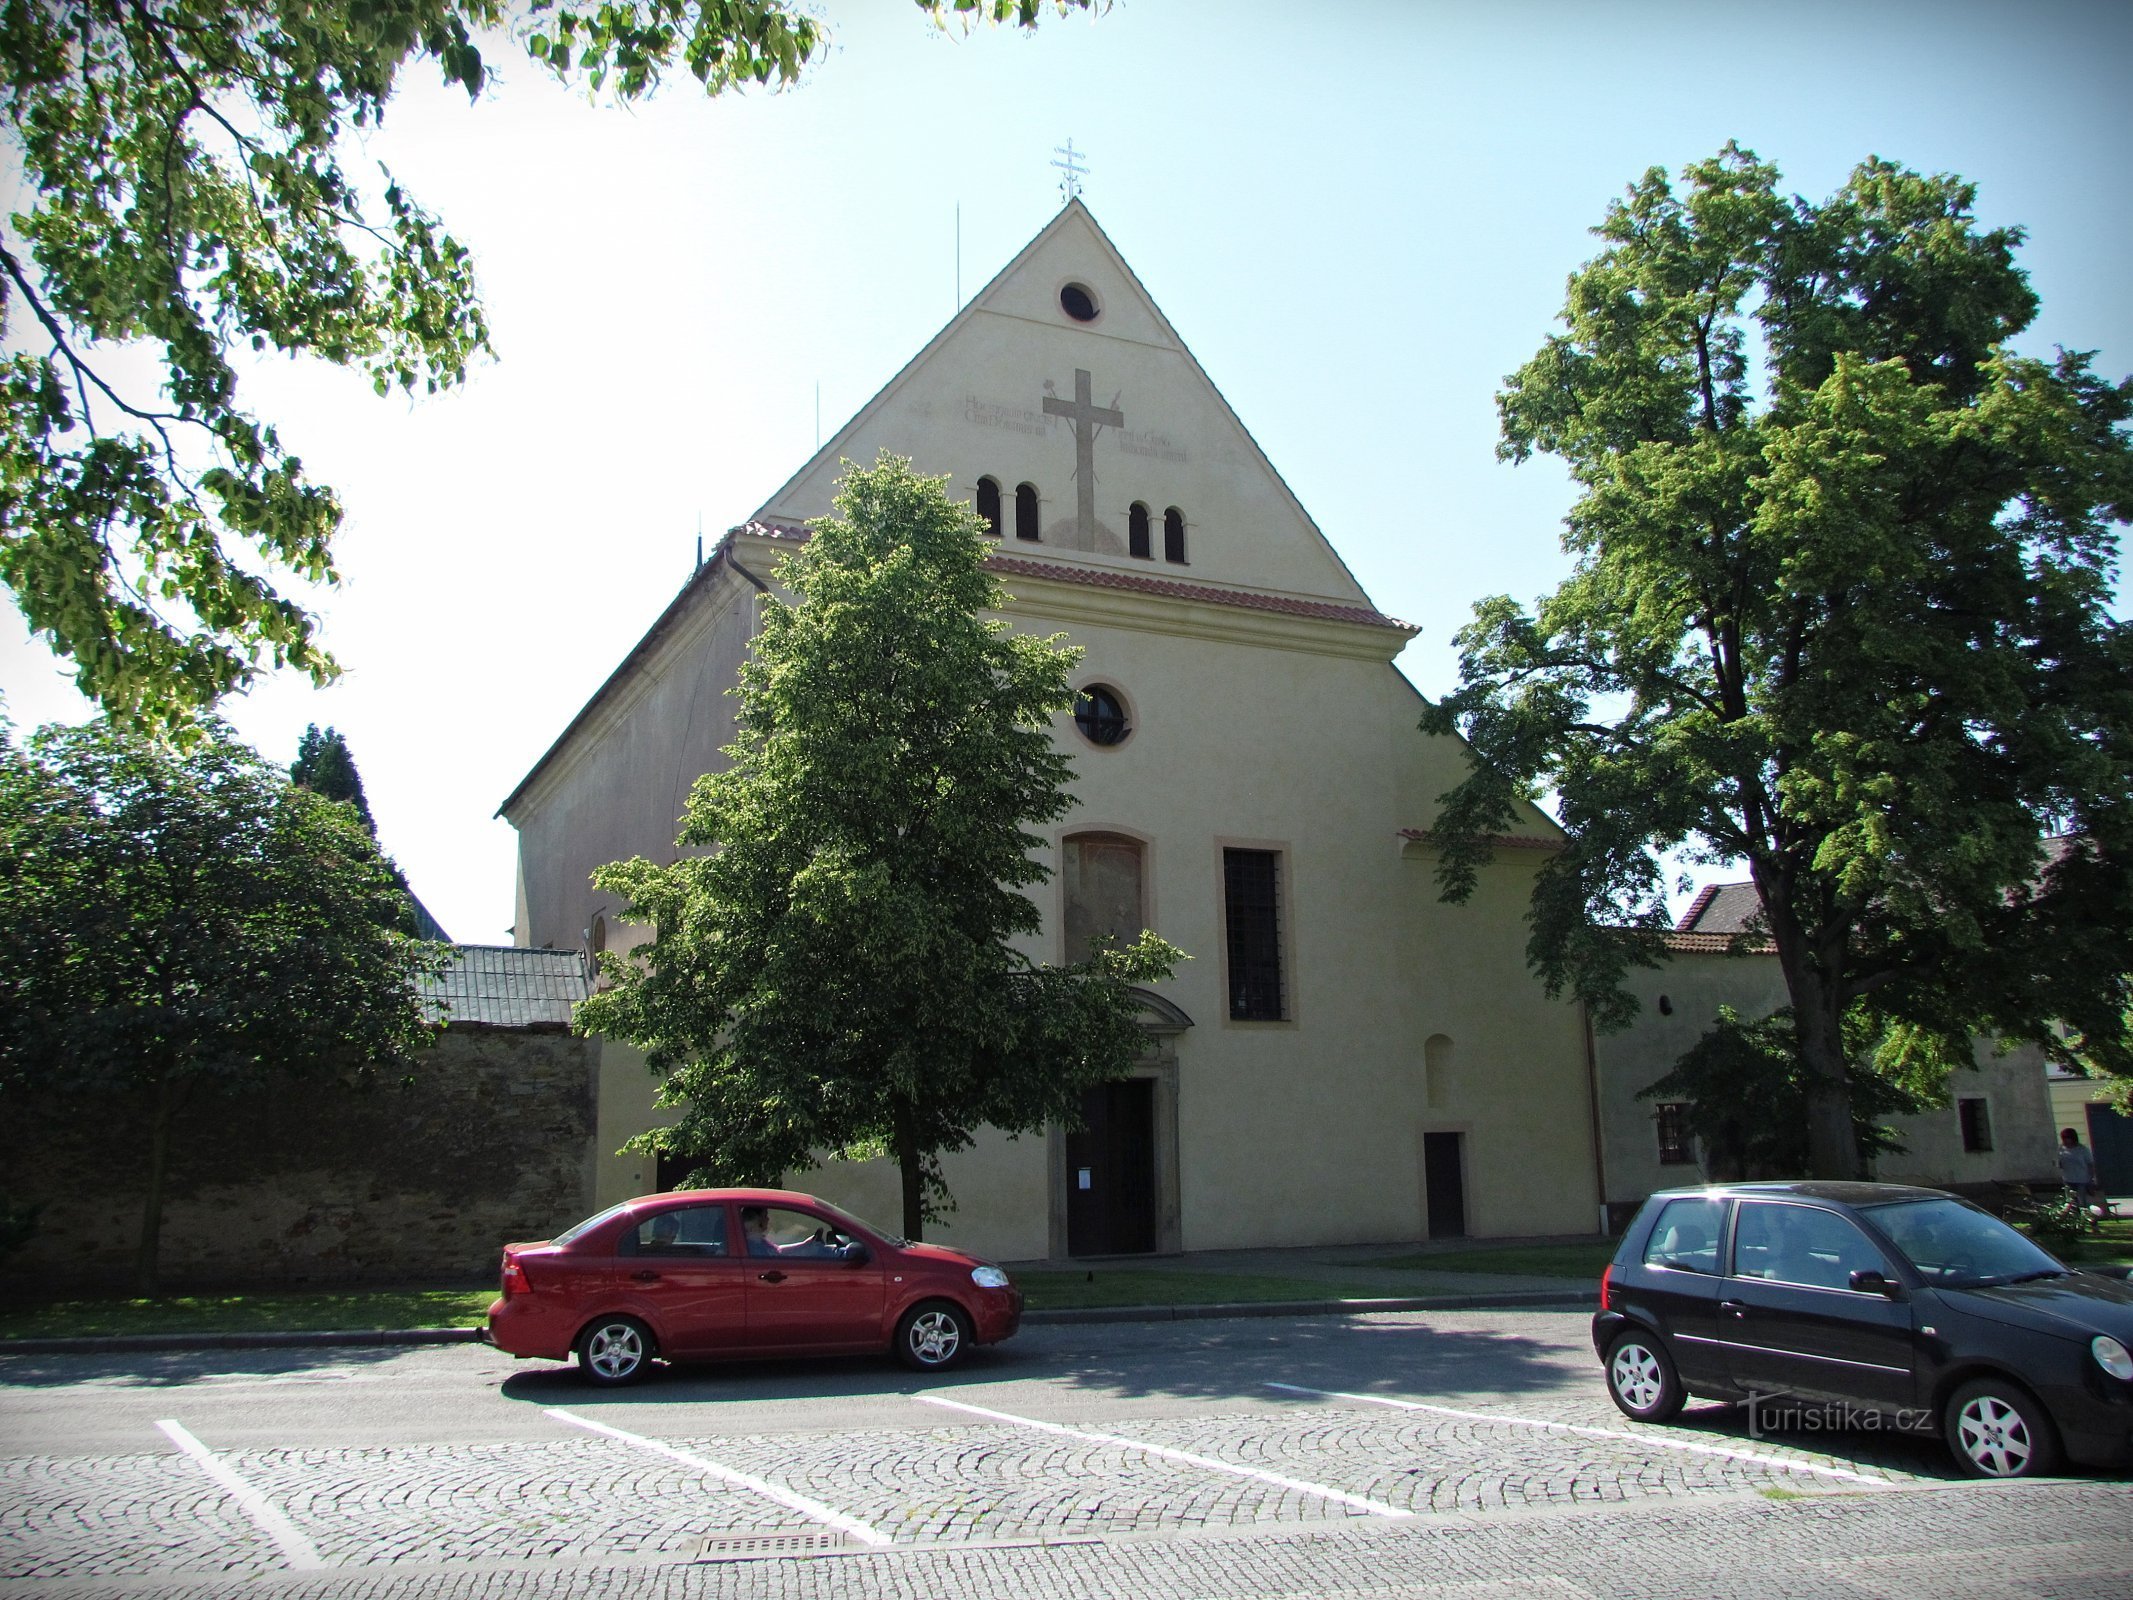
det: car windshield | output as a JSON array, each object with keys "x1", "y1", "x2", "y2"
[
  {"x1": 807, "y1": 1197, "x2": 904, "y2": 1248},
  {"x1": 1866, "y1": 1197, "x2": 2065, "y2": 1288},
  {"x1": 552, "y1": 1201, "x2": 637, "y2": 1248}
]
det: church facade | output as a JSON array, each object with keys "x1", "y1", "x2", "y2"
[{"x1": 500, "y1": 202, "x2": 1601, "y2": 1261}]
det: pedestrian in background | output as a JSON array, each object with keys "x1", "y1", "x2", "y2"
[{"x1": 2057, "y1": 1128, "x2": 2103, "y2": 1220}]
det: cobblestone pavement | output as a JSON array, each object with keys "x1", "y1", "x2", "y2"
[{"x1": 2, "y1": 1308, "x2": 2127, "y2": 1598}]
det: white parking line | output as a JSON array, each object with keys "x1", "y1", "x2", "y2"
[
  {"x1": 915, "y1": 1393, "x2": 1412, "y2": 1518},
  {"x1": 1263, "y1": 1382, "x2": 1893, "y2": 1487},
  {"x1": 543, "y1": 1408, "x2": 892, "y2": 1546},
  {"x1": 155, "y1": 1419, "x2": 328, "y2": 1571}
]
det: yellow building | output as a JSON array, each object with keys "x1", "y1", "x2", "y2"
[{"x1": 499, "y1": 202, "x2": 1599, "y2": 1261}]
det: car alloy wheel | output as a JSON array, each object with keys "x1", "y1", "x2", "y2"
[
  {"x1": 577, "y1": 1316, "x2": 653, "y2": 1386},
  {"x1": 1605, "y1": 1332, "x2": 1684, "y2": 1422},
  {"x1": 896, "y1": 1302, "x2": 971, "y2": 1372},
  {"x1": 1945, "y1": 1379, "x2": 2061, "y2": 1479}
]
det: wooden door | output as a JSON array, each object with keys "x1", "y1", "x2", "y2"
[{"x1": 1066, "y1": 1078, "x2": 1157, "y2": 1256}]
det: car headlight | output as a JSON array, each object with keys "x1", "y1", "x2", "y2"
[
  {"x1": 2093, "y1": 1335, "x2": 2133, "y2": 1381},
  {"x1": 970, "y1": 1265, "x2": 1012, "y2": 1290}
]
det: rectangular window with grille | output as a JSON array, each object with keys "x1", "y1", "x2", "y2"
[
  {"x1": 1655, "y1": 1102, "x2": 1695, "y2": 1165},
  {"x1": 1223, "y1": 848, "x2": 1285, "y2": 1021},
  {"x1": 1959, "y1": 1097, "x2": 1994, "y2": 1153}
]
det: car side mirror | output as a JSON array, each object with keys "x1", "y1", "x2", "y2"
[
  {"x1": 843, "y1": 1243, "x2": 871, "y2": 1268},
  {"x1": 1849, "y1": 1269, "x2": 1900, "y2": 1298}
]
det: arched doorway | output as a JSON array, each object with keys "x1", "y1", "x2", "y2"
[{"x1": 1052, "y1": 988, "x2": 1191, "y2": 1258}]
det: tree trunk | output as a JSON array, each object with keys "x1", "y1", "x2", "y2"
[
  {"x1": 1757, "y1": 865, "x2": 1862, "y2": 1181},
  {"x1": 893, "y1": 1105, "x2": 924, "y2": 1243},
  {"x1": 1793, "y1": 994, "x2": 1861, "y2": 1180},
  {"x1": 135, "y1": 1071, "x2": 180, "y2": 1298}
]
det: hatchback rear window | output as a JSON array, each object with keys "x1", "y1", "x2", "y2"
[{"x1": 1642, "y1": 1196, "x2": 1723, "y2": 1273}]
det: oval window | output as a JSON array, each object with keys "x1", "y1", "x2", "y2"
[
  {"x1": 1073, "y1": 684, "x2": 1131, "y2": 747},
  {"x1": 1060, "y1": 282, "x2": 1100, "y2": 322}
]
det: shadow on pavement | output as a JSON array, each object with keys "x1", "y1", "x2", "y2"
[
  {"x1": 491, "y1": 1310, "x2": 1594, "y2": 1410},
  {"x1": 0, "y1": 1341, "x2": 417, "y2": 1388}
]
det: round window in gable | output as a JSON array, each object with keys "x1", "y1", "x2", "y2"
[
  {"x1": 1074, "y1": 683, "x2": 1131, "y2": 747},
  {"x1": 1059, "y1": 282, "x2": 1100, "y2": 322}
]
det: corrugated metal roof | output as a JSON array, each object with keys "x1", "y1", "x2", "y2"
[{"x1": 425, "y1": 945, "x2": 590, "y2": 1029}]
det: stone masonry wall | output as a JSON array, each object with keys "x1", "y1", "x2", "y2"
[{"x1": 0, "y1": 1027, "x2": 598, "y2": 1291}]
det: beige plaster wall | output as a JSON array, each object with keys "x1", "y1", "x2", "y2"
[
  {"x1": 563, "y1": 600, "x2": 1599, "y2": 1254},
  {"x1": 1877, "y1": 1041, "x2": 2057, "y2": 1188},
  {"x1": 1594, "y1": 951, "x2": 1791, "y2": 1205},
  {"x1": 756, "y1": 206, "x2": 1369, "y2": 609},
  {"x1": 1597, "y1": 949, "x2": 2059, "y2": 1203},
  {"x1": 509, "y1": 570, "x2": 759, "y2": 955}
]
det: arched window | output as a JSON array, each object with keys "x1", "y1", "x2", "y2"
[
  {"x1": 1063, "y1": 832, "x2": 1145, "y2": 962},
  {"x1": 1424, "y1": 1034, "x2": 1453, "y2": 1109},
  {"x1": 1163, "y1": 506, "x2": 1186, "y2": 563},
  {"x1": 1128, "y1": 501, "x2": 1151, "y2": 559},
  {"x1": 975, "y1": 476, "x2": 1002, "y2": 536},
  {"x1": 1015, "y1": 482, "x2": 1040, "y2": 541}
]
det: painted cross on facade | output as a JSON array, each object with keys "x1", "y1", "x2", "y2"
[{"x1": 1043, "y1": 368, "x2": 1123, "y2": 547}]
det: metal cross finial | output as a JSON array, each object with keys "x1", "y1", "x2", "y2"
[{"x1": 1052, "y1": 138, "x2": 1087, "y2": 204}]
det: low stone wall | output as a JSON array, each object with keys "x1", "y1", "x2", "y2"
[{"x1": 0, "y1": 1027, "x2": 598, "y2": 1292}]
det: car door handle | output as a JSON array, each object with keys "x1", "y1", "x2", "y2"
[
  {"x1": 758, "y1": 1270, "x2": 786, "y2": 1284},
  {"x1": 1720, "y1": 1300, "x2": 1746, "y2": 1315},
  {"x1": 631, "y1": 1271, "x2": 661, "y2": 1282}
]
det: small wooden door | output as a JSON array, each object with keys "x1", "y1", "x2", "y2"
[
  {"x1": 2089, "y1": 1104, "x2": 2133, "y2": 1196},
  {"x1": 1066, "y1": 1078, "x2": 1157, "y2": 1256},
  {"x1": 1424, "y1": 1131, "x2": 1467, "y2": 1239}
]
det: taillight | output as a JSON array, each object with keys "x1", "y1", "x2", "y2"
[
  {"x1": 501, "y1": 1257, "x2": 529, "y2": 1297},
  {"x1": 1599, "y1": 1263, "x2": 1613, "y2": 1311}
]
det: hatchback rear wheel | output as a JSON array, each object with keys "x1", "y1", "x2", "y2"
[
  {"x1": 1944, "y1": 1377, "x2": 2061, "y2": 1478},
  {"x1": 576, "y1": 1315, "x2": 654, "y2": 1386},
  {"x1": 1604, "y1": 1330, "x2": 1685, "y2": 1422}
]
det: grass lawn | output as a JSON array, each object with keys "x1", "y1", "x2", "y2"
[
  {"x1": 1371, "y1": 1242, "x2": 1619, "y2": 1279},
  {"x1": 0, "y1": 1269, "x2": 1469, "y2": 1340},
  {"x1": 0, "y1": 1287, "x2": 494, "y2": 1342},
  {"x1": 2031, "y1": 1213, "x2": 2133, "y2": 1269}
]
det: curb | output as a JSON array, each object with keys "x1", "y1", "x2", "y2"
[
  {"x1": 0, "y1": 1289, "x2": 1593, "y2": 1356},
  {"x1": 0, "y1": 1326, "x2": 485, "y2": 1356},
  {"x1": 1024, "y1": 1289, "x2": 1595, "y2": 1325}
]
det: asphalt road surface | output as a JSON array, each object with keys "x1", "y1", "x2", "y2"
[{"x1": 2, "y1": 1307, "x2": 2128, "y2": 1599}]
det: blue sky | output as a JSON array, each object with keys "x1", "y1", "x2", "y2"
[{"x1": 3, "y1": 0, "x2": 2128, "y2": 941}]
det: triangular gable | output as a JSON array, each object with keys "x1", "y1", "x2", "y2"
[{"x1": 752, "y1": 200, "x2": 1380, "y2": 611}]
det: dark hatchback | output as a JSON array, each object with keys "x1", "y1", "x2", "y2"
[{"x1": 1594, "y1": 1181, "x2": 2133, "y2": 1477}]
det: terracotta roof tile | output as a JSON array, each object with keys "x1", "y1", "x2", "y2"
[{"x1": 1661, "y1": 929, "x2": 1775, "y2": 954}]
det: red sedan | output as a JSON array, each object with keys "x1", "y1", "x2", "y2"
[{"x1": 485, "y1": 1188, "x2": 1023, "y2": 1385}]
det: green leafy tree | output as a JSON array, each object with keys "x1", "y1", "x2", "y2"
[
  {"x1": 0, "y1": 719, "x2": 445, "y2": 1293},
  {"x1": 1638, "y1": 1006, "x2": 1921, "y2": 1181},
  {"x1": 0, "y1": 0, "x2": 1092, "y2": 733},
  {"x1": 576, "y1": 453, "x2": 1180, "y2": 1240},
  {"x1": 290, "y1": 724, "x2": 375, "y2": 833},
  {"x1": 1423, "y1": 145, "x2": 2133, "y2": 1180}
]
